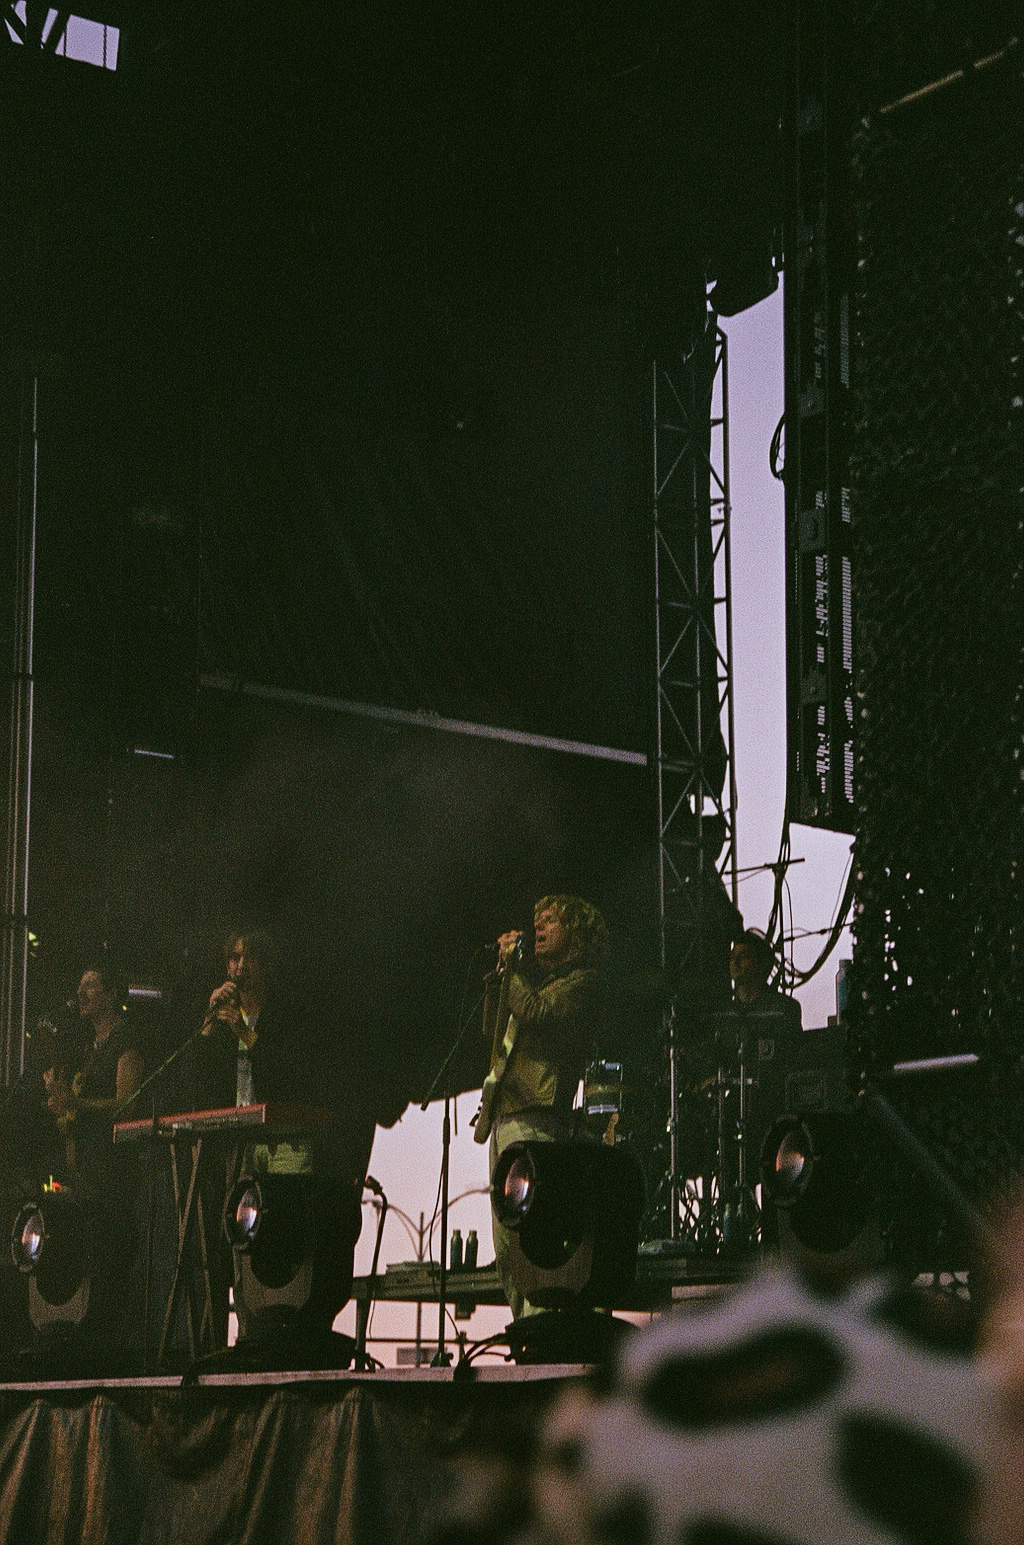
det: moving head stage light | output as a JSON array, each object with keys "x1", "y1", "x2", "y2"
[
  {"x1": 760, "y1": 1113, "x2": 882, "y2": 1284},
  {"x1": 225, "y1": 1173, "x2": 316, "y2": 1314},
  {"x1": 222, "y1": 1171, "x2": 359, "y2": 1369},
  {"x1": 492, "y1": 1140, "x2": 644, "y2": 1363},
  {"x1": 9, "y1": 1188, "x2": 138, "y2": 1371}
]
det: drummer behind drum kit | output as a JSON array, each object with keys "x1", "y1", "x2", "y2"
[
  {"x1": 578, "y1": 1018, "x2": 848, "y2": 1259},
  {"x1": 644, "y1": 1013, "x2": 849, "y2": 1257}
]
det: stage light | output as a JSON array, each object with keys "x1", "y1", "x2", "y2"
[
  {"x1": 224, "y1": 1175, "x2": 313, "y2": 1295},
  {"x1": 492, "y1": 1141, "x2": 644, "y2": 1309},
  {"x1": 491, "y1": 1141, "x2": 644, "y2": 1363},
  {"x1": 10, "y1": 1194, "x2": 91, "y2": 1331},
  {"x1": 760, "y1": 1114, "x2": 881, "y2": 1283},
  {"x1": 766, "y1": 1120, "x2": 815, "y2": 1204},
  {"x1": 496, "y1": 1152, "x2": 535, "y2": 1226},
  {"x1": 219, "y1": 1174, "x2": 358, "y2": 1369},
  {"x1": 225, "y1": 1181, "x2": 263, "y2": 1252},
  {"x1": 12, "y1": 1204, "x2": 45, "y2": 1272}
]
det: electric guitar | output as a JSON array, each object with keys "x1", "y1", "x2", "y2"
[{"x1": 473, "y1": 965, "x2": 517, "y2": 1145}]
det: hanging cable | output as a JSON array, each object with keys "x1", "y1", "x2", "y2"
[
  {"x1": 769, "y1": 413, "x2": 786, "y2": 480},
  {"x1": 786, "y1": 862, "x2": 856, "y2": 986},
  {"x1": 764, "y1": 818, "x2": 792, "y2": 948}
]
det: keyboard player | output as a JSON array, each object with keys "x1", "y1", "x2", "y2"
[{"x1": 191, "y1": 927, "x2": 362, "y2": 1349}]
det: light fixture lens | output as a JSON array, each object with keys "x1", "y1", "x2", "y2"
[
  {"x1": 12, "y1": 1204, "x2": 46, "y2": 1272},
  {"x1": 226, "y1": 1182, "x2": 263, "y2": 1249},
  {"x1": 768, "y1": 1122, "x2": 816, "y2": 1204},
  {"x1": 499, "y1": 1154, "x2": 535, "y2": 1224}
]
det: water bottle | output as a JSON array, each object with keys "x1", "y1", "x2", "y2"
[
  {"x1": 464, "y1": 1229, "x2": 478, "y2": 1271},
  {"x1": 450, "y1": 1228, "x2": 463, "y2": 1271}
]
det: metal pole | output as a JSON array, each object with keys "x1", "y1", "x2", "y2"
[{"x1": 2, "y1": 367, "x2": 38, "y2": 1086}]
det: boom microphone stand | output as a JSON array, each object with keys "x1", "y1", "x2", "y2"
[{"x1": 113, "y1": 1014, "x2": 223, "y2": 1372}]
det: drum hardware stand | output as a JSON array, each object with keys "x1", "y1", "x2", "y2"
[
  {"x1": 642, "y1": 1003, "x2": 707, "y2": 1253},
  {"x1": 669, "y1": 1022, "x2": 760, "y2": 1258},
  {"x1": 715, "y1": 1029, "x2": 761, "y2": 1255},
  {"x1": 640, "y1": 1006, "x2": 692, "y2": 1251}
]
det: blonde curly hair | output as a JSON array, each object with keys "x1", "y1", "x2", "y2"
[{"x1": 534, "y1": 894, "x2": 609, "y2": 969}]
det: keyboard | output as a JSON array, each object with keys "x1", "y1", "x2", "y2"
[{"x1": 112, "y1": 1103, "x2": 333, "y2": 1144}]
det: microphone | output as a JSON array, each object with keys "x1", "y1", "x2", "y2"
[
  {"x1": 204, "y1": 981, "x2": 240, "y2": 1025},
  {"x1": 496, "y1": 929, "x2": 528, "y2": 968},
  {"x1": 30, "y1": 996, "x2": 77, "y2": 1035}
]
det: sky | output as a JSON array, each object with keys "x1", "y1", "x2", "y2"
[{"x1": 335, "y1": 284, "x2": 857, "y2": 1364}]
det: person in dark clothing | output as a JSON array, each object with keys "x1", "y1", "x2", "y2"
[
  {"x1": 192, "y1": 928, "x2": 364, "y2": 1352},
  {"x1": 729, "y1": 929, "x2": 802, "y2": 1029},
  {"x1": 44, "y1": 962, "x2": 142, "y2": 1193},
  {"x1": 192, "y1": 929, "x2": 306, "y2": 1110},
  {"x1": 30, "y1": 961, "x2": 146, "y2": 1362}
]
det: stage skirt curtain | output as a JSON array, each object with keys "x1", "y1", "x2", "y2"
[{"x1": 0, "y1": 1378, "x2": 545, "y2": 1545}]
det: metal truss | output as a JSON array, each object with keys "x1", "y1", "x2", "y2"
[
  {"x1": 654, "y1": 318, "x2": 738, "y2": 976},
  {"x1": 2, "y1": 4, "x2": 72, "y2": 52},
  {"x1": 652, "y1": 315, "x2": 739, "y2": 1240}
]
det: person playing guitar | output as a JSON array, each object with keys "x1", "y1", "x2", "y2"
[
  {"x1": 44, "y1": 961, "x2": 142, "y2": 1187},
  {"x1": 475, "y1": 894, "x2": 608, "y2": 1319}
]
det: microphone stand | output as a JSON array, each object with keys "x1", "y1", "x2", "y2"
[
  {"x1": 114, "y1": 1012, "x2": 225, "y2": 1372},
  {"x1": 113, "y1": 1016, "x2": 212, "y2": 1124},
  {"x1": 420, "y1": 963, "x2": 491, "y2": 1369}
]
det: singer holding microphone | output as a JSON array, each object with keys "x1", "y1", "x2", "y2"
[
  {"x1": 191, "y1": 927, "x2": 364, "y2": 1350},
  {"x1": 474, "y1": 894, "x2": 608, "y2": 1319},
  {"x1": 198, "y1": 930, "x2": 282, "y2": 1109}
]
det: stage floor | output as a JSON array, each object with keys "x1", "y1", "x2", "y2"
[{"x1": 0, "y1": 1362, "x2": 585, "y2": 1394}]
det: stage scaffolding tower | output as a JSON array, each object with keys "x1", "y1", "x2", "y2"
[{"x1": 651, "y1": 315, "x2": 738, "y2": 1241}]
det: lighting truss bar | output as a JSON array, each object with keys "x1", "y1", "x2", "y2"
[{"x1": 200, "y1": 674, "x2": 648, "y2": 768}]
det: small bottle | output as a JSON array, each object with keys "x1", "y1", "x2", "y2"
[
  {"x1": 464, "y1": 1229, "x2": 478, "y2": 1271},
  {"x1": 450, "y1": 1228, "x2": 463, "y2": 1271}
]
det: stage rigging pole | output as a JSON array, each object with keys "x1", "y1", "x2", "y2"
[{"x1": 2, "y1": 364, "x2": 38, "y2": 1087}]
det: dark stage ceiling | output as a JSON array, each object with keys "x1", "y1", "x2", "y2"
[{"x1": 0, "y1": 1, "x2": 784, "y2": 1116}]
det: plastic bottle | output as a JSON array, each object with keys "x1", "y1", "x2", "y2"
[
  {"x1": 450, "y1": 1228, "x2": 463, "y2": 1271},
  {"x1": 464, "y1": 1229, "x2": 478, "y2": 1270}
]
